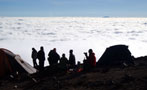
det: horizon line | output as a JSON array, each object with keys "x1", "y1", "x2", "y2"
[{"x1": 0, "y1": 16, "x2": 147, "y2": 18}]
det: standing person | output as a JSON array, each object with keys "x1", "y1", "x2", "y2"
[
  {"x1": 48, "y1": 48, "x2": 60, "y2": 66},
  {"x1": 37, "y1": 46, "x2": 45, "y2": 71},
  {"x1": 31, "y1": 48, "x2": 38, "y2": 68},
  {"x1": 69, "y1": 49, "x2": 76, "y2": 68},
  {"x1": 48, "y1": 50, "x2": 54, "y2": 66},
  {"x1": 84, "y1": 49, "x2": 96, "y2": 69}
]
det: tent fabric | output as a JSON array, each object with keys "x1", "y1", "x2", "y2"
[
  {"x1": 0, "y1": 48, "x2": 36, "y2": 77},
  {"x1": 0, "y1": 49, "x2": 13, "y2": 77},
  {"x1": 15, "y1": 55, "x2": 37, "y2": 74},
  {"x1": 97, "y1": 45, "x2": 134, "y2": 66}
]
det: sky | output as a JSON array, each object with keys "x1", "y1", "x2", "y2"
[{"x1": 0, "y1": 0, "x2": 147, "y2": 17}]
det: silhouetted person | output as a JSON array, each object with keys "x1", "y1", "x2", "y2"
[
  {"x1": 84, "y1": 49, "x2": 96, "y2": 70},
  {"x1": 48, "y1": 50, "x2": 53, "y2": 66},
  {"x1": 76, "y1": 61, "x2": 83, "y2": 72},
  {"x1": 59, "y1": 53, "x2": 68, "y2": 70},
  {"x1": 31, "y1": 48, "x2": 38, "y2": 68},
  {"x1": 48, "y1": 48, "x2": 60, "y2": 66},
  {"x1": 37, "y1": 46, "x2": 45, "y2": 71},
  {"x1": 69, "y1": 49, "x2": 76, "y2": 68}
]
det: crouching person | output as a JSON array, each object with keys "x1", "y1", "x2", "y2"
[{"x1": 59, "y1": 53, "x2": 69, "y2": 71}]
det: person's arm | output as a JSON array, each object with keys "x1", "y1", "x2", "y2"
[{"x1": 84, "y1": 52, "x2": 88, "y2": 59}]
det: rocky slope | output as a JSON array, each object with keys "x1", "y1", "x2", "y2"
[{"x1": 0, "y1": 56, "x2": 147, "y2": 90}]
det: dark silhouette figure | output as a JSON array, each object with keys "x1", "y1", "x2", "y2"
[
  {"x1": 48, "y1": 50, "x2": 53, "y2": 66},
  {"x1": 84, "y1": 49, "x2": 96, "y2": 70},
  {"x1": 69, "y1": 49, "x2": 76, "y2": 68},
  {"x1": 48, "y1": 48, "x2": 60, "y2": 66},
  {"x1": 37, "y1": 46, "x2": 45, "y2": 71},
  {"x1": 59, "y1": 53, "x2": 68, "y2": 70},
  {"x1": 31, "y1": 48, "x2": 38, "y2": 68}
]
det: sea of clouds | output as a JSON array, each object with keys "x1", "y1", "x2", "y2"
[{"x1": 0, "y1": 17, "x2": 147, "y2": 66}]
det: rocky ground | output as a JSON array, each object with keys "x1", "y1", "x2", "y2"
[{"x1": 0, "y1": 56, "x2": 147, "y2": 90}]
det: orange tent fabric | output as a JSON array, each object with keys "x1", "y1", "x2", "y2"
[
  {"x1": 0, "y1": 49, "x2": 13, "y2": 77},
  {"x1": 0, "y1": 48, "x2": 37, "y2": 78}
]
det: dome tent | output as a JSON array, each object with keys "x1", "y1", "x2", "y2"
[
  {"x1": 97, "y1": 45, "x2": 134, "y2": 67},
  {"x1": 0, "y1": 48, "x2": 37, "y2": 78}
]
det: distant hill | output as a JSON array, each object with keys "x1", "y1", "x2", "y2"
[{"x1": 103, "y1": 16, "x2": 110, "y2": 18}]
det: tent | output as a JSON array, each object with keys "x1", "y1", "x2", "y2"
[
  {"x1": 97, "y1": 45, "x2": 134, "y2": 67},
  {"x1": 0, "y1": 48, "x2": 37, "y2": 78}
]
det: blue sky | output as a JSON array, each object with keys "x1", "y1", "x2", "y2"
[{"x1": 0, "y1": 0, "x2": 147, "y2": 17}]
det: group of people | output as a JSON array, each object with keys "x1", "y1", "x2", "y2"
[
  {"x1": 31, "y1": 46, "x2": 76, "y2": 71},
  {"x1": 31, "y1": 46, "x2": 96, "y2": 71},
  {"x1": 32, "y1": 47, "x2": 45, "y2": 70}
]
